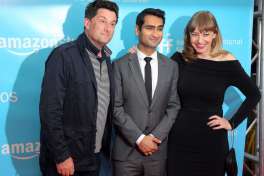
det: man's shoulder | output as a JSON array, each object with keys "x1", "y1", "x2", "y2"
[
  {"x1": 157, "y1": 52, "x2": 176, "y2": 65},
  {"x1": 114, "y1": 53, "x2": 136, "y2": 64},
  {"x1": 46, "y1": 40, "x2": 79, "y2": 65},
  {"x1": 157, "y1": 52, "x2": 168, "y2": 59},
  {"x1": 53, "y1": 40, "x2": 77, "y2": 54}
]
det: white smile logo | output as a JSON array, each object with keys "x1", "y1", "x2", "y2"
[
  {"x1": 0, "y1": 36, "x2": 73, "y2": 56},
  {"x1": 1, "y1": 142, "x2": 40, "y2": 160}
]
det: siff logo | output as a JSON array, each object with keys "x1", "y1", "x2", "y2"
[
  {"x1": 0, "y1": 91, "x2": 18, "y2": 103},
  {"x1": 158, "y1": 33, "x2": 173, "y2": 55},
  {"x1": 1, "y1": 142, "x2": 40, "y2": 160},
  {"x1": 0, "y1": 36, "x2": 73, "y2": 56}
]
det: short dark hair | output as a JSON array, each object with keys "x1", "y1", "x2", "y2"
[
  {"x1": 85, "y1": 0, "x2": 119, "y2": 22},
  {"x1": 136, "y1": 8, "x2": 165, "y2": 31}
]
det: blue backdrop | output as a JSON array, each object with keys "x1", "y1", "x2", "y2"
[{"x1": 0, "y1": 0, "x2": 253, "y2": 175}]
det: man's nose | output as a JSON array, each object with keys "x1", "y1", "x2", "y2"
[{"x1": 105, "y1": 23, "x2": 113, "y2": 32}]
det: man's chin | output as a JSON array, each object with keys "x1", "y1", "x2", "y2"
[
  {"x1": 100, "y1": 39, "x2": 111, "y2": 46},
  {"x1": 150, "y1": 45, "x2": 159, "y2": 49},
  {"x1": 150, "y1": 42, "x2": 160, "y2": 48}
]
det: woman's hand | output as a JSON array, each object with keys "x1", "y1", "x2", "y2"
[{"x1": 207, "y1": 115, "x2": 232, "y2": 130}]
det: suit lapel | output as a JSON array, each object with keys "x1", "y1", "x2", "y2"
[
  {"x1": 151, "y1": 54, "x2": 167, "y2": 109},
  {"x1": 128, "y1": 54, "x2": 149, "y2": 106}
]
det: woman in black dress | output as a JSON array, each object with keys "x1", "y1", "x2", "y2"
[{"x1": 168, "y1": 11, "x2": 261, "y2": 176}]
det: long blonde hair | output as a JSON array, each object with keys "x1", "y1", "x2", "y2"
[{"x1": 182, "y1": 11, "x2": 228, "y2": 61}]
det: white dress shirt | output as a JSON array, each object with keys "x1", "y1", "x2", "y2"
[
  {"x1": 137, "y1": 48, "x2": 158, "y2": 98},
  {"x1": 136, "y1": 48, "x2": 159, "y2": 145}
]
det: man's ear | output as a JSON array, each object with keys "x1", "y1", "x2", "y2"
[
  {"x1": 135, "y1": 25, "x2": 140, "y2": 36},
  {"x1": 84, "y1": 18, "x2": 91, "y2": 30}
]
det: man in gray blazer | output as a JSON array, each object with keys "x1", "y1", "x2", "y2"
[{"x1": 112, "y1": 8, "x2": 181, "y2": 176}]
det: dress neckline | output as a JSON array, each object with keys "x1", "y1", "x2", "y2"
[
  {"x1": 195, "y1": 58, "x2": 238, "y2": 63},
  {"x1": 182, "y1": 57, "x2": 241, "y2": 72}
]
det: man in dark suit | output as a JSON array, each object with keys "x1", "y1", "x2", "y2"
[
  {"x1": 39, "y1": 1, "x2": 118, "y2": 176},
  {"x1": 112, "y1": 8, "x2": 181, "y2": 176}
]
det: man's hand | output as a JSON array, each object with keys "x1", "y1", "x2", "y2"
[
  {"x1": 137, "y1": 135, "x2": 161, "y2": 156},
  {"x1": 151, "y1": 135, "x2": 161, "y2": 145},
  {"x1": 56, "y1": 157, "x2": 74, "y2": 176}
]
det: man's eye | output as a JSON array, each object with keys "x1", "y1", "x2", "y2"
[
  {"x1": 99, "y1": 19, "x2": 106, "y2": 23},
  {"x1": 145, "y1": 26, "x2": 154, "y2": 30},
  {"x1": 157, "y1": 27, "x2": 163, "y2": 31}
]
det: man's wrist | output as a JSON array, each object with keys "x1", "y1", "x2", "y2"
[{"x1": 136, "y1": 134, "x2": 145, "y2": 145}]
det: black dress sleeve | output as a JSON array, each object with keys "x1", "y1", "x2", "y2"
[{"x1": 228, "y1": 61, "x2": 261, "y2": 129}]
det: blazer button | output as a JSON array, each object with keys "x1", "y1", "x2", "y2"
[{"x1": 144, "y1": 126, "x2": 149, "y2": 132}]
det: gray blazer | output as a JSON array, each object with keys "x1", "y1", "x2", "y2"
[{"x1": 112, "y1": 52, "x2": 180, "y2": 161}]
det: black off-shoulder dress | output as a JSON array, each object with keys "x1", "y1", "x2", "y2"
[{"x1": 168, "y1": 52, "x2": 261, "y2": 176}]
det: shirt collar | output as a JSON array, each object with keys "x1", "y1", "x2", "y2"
[
  {"x1": 84, "y1": 34, "x2": 100, "y2": 57},
  {"x1": 83, "y1": 33, "x2": 112, "y2": 58},
  {"x1": 136, "y1": 47, "x2": 158, "y2": 62}
]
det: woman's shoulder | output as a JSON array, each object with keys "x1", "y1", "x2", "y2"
[
  {"x1": 216, "y1": 52, "x2": 237, "y2": 61},
  {"x1": 213, "y1": 52, "x2": 244, "y2": 73},
  {"x1": 223, "y1": 53, "x2": 236, "y2": 61}
]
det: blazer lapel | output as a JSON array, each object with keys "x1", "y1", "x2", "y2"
[
  {"x1": 77, "y1": 33, "x2": 97, "y2": 91},
  {"x1": 128, "y1": 54, "x2": 149, "y2": 106},
  {"x1": 82, "y1": 49, "x2": 97, "y2": 91},
  {"x1": 151, "y1": 54, "x2": 167, "y2": 109}
]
